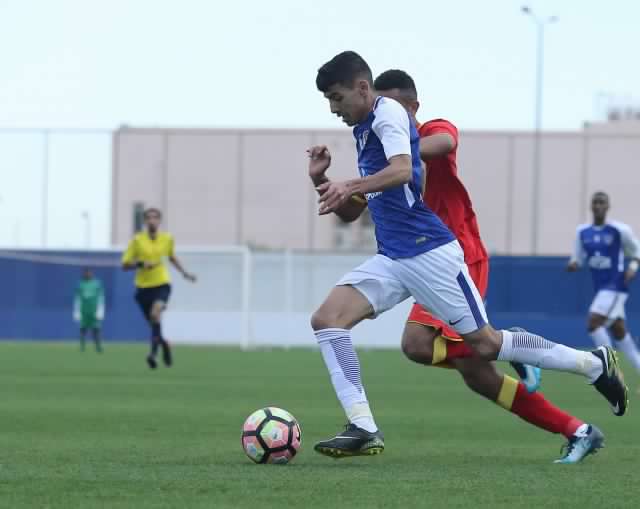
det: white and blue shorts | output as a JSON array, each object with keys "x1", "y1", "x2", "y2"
[
  {"x1": 589, "y1": 289, "x2": 628, "y2": 324},
  {"x1": 336, "y1": 240, "x2": 488, "y2": 335}
]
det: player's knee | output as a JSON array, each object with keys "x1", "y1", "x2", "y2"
[
  {"x1": 587, "y1": 314, "x2": 605, "y2": 332},
  {"x1": 609, "y1": 320, "x2": 626, "y2": 340},
  {"x1": 462, "y1": 327, "x2": 500, "y2": 360},
  {"x1": 149, "y1": 301, "x2": 165, "y2": 322},
  {"x1": 400, "y1": 327, "x2": 434, "y2": 365},
  {"x1": 310, "y1": 308, "x2": 348, "y2": 331},
  {"x1": 310, "y1": 310, "x2": 326, "y2": 331}
]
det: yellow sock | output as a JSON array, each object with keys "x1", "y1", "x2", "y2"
[{"x1": 496, "y1": 375, "x2": 519, "y2": 410}]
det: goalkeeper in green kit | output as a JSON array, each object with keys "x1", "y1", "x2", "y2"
[{"x1": 73, "y1": 268, "x2": 105, "y2": 352}]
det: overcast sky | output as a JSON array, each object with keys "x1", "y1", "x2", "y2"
[{"x1": 1, "y1": 0, "x2": 638, "y2": 248}]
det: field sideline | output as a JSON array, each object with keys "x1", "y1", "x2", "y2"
[{"x1": 1, "y1": 341, "x2": 638, "y2": 508}]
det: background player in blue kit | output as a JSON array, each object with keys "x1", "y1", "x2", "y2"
[
  {"x1": 568, "y1": 191, "x2": 640, "y2": 377},
  {"x1": 308, "y1": 51, "x2": 627, "y2": 459}
]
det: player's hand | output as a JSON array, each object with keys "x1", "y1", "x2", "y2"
[
  {"x1": 566, "y1": 261, "x2": 579, "y2": 272},
  {"x1": 184, "y1": 272, "x2": 197, "y2": 283},
  {"x1": 307, "y1": 145, "x2": 331, "y2": 183},
  {"x1": 624, "y1": 267, "x2": 637, "y2": 284},
  {"x1": 317, "y1": 180, "x2": 353, "y2": 215}
]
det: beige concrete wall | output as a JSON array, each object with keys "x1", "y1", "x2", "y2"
[
  {"x1": 166, "y1": 133, "x2": 240, "y2": 245},
  {"x1": 112, "y1": 126, "x2": 640, "y2": 255}
]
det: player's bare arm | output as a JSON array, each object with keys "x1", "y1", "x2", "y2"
[
  {"x1": 620, "y1": 223, "x2": 640, "y2": 283},
  {"x1": 169, "y1": 255, "x2": 196, "y2": 282},
  {"x1": 308, "y1": 144, "x2": 367, "y2": 221},
  {"x1": 624, "y1": 258, "x2": 639, "y2": 284},
  {"x1": 317, "y1": 154, "x2": 412, "y2": 215},
  {"x1": 567, "y1": 227, "x2": 585, "y2": 273},
  {"x1": 419, "y1": 133, "x2": 456, "y2": 160}
]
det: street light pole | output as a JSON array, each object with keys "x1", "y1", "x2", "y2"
[
  {"x1": 41, "y1": 131, "x2": 50, "y2": 247},
  {"x1": 521, "y1": 6, "x2": 557, "y2": 255},
  {"x1": 81, "y1": 211, "x2": 91, "y2": 249}
]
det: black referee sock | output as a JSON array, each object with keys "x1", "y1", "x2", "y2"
[
  {"x1": 150, "y1": 322, "x2": 163, "y2": 357},
  {"x1": 151, "y1": 322, "x2": 163, "y2": 340}
]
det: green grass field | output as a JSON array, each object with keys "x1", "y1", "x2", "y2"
[{"x1": 1, "y1": 341, "x2": 638, "y2": 509}]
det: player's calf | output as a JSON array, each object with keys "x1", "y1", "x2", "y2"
[
  {"x1": 608, "y1": 319, "x2": 640, "y2": 373},
  {"x1": 608, "y1": 319, "x2": 626, "y2": 340},
  {"x1": 452, "y1": 357, "x2": 502, "y2": 401}
]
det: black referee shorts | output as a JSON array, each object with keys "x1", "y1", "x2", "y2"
[{"x1": 135, "y1": 284, "x2": 172, "y2": 320}]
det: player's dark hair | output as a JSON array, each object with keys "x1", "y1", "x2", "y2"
[
  {"x1": 316, "y1": 51, "x2": 373, "y2": 92},
  {"x1": 143, "y1": 207, "x2": 162, "y2": 219},
  {"x1": 373, "y1": 69, "x2": 418, "y2": 100},
  {"x1": 592, "y1": 191, "x2": 609, "y2": 202}
]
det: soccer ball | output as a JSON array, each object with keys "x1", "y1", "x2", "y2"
[{"x1": 241, "y1": 407, "x2": 302, "y2": 464}]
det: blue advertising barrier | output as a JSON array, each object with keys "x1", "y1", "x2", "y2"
[
  {"x1": 0, "y1": 251, "x2": 147, "y2": 341},
  {"x1": 0, "y1": 251, "x2": 637, "y2": 347}
]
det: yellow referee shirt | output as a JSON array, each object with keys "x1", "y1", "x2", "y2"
[{"x1": 122, "y1": 232, "x2": 175, "y2": 288}]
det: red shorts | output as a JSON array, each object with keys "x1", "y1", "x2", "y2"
[{"x1": 407, "y1": 258, "x2": 489, "y2": 340}]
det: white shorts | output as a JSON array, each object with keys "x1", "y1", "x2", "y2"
[
  {"x1": 589, "y1": 289, "x2": 627, "y2": 323},
  {"x1": 337, "y1": 240, "x2": 488, "y2": 335}
]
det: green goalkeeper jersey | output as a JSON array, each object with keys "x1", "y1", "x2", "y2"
[{"x1": 75, "y1": 279, "x2": 104, "y2": 315}]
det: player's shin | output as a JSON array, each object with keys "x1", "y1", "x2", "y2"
[
  {"x1": 93, "y1": 329, "x2": 103, "y2": 353},
  {"x1": 497, "y1": 375, "x2": 583, "y2": 438},
  {"x1": 151, "y1": 321, "x2": 163, "y2": 341},
  {"x1": 616, "y1": 333, "x2": 640, "y2": 372},
  {"x1": 497, "y1": 329, "x2": 603, "y2": 382},
  {"x1": 149, "y1": 332, "x2": 160, "y2": 357},
  {"x1": 315, "y1": 328, "x2": 378, "y2": 432}
]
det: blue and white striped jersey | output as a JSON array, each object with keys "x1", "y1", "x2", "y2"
[
  {"x1": 571, "y1": 221, "x2": 640, "y2": 292},
  {"x1": 353, "y1": 96, "x2": 454, "y2": 259}
]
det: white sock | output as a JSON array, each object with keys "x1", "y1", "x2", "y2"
[
  {"x1": 315, "y1": 328, "x2": 377, "y2": 432},
  {"x1": 615, "y1": 333, "x2": 640, "y2": 373},
  {"x1": 589, "y1": 327, "x2": 612, "y2": 348},
  {"x1": 498, "y1": 329, "x2": 603, "y2": 382}
]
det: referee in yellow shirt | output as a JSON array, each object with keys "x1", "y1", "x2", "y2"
[{"x1": 122, "y1": 208, "x2": 196, "y2": 369}]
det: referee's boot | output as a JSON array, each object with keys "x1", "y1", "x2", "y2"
[{"x1": 161, "y1": 339, "x2": 173, "y2": 367}]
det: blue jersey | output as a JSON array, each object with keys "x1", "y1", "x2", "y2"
[
  {"x1": 353, "y1": 96, "x2": 455, "y2": 259},
  {"x1": 572, "y1": 221, "x2": 640, "y2": 293}
]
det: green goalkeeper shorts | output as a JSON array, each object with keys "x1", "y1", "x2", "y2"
[{"x1": 80, "y1": 314, "x2": 101, "y2": 330}]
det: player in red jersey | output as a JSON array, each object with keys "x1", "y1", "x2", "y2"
[{"x1": 374, "y1": 70, "x2": 599, "y2": 463}]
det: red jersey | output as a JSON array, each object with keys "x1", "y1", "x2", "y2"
[{"x1": 418, "y1": 119, "x2": 487, "y2": 265}]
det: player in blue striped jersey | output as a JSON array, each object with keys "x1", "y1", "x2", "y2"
[
  {"x1": 568, "y1": 191, "x2": 640, "y2": 376},
  {"x1": 308, "y1": 51, "x2": 627, "y2": 459}
]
